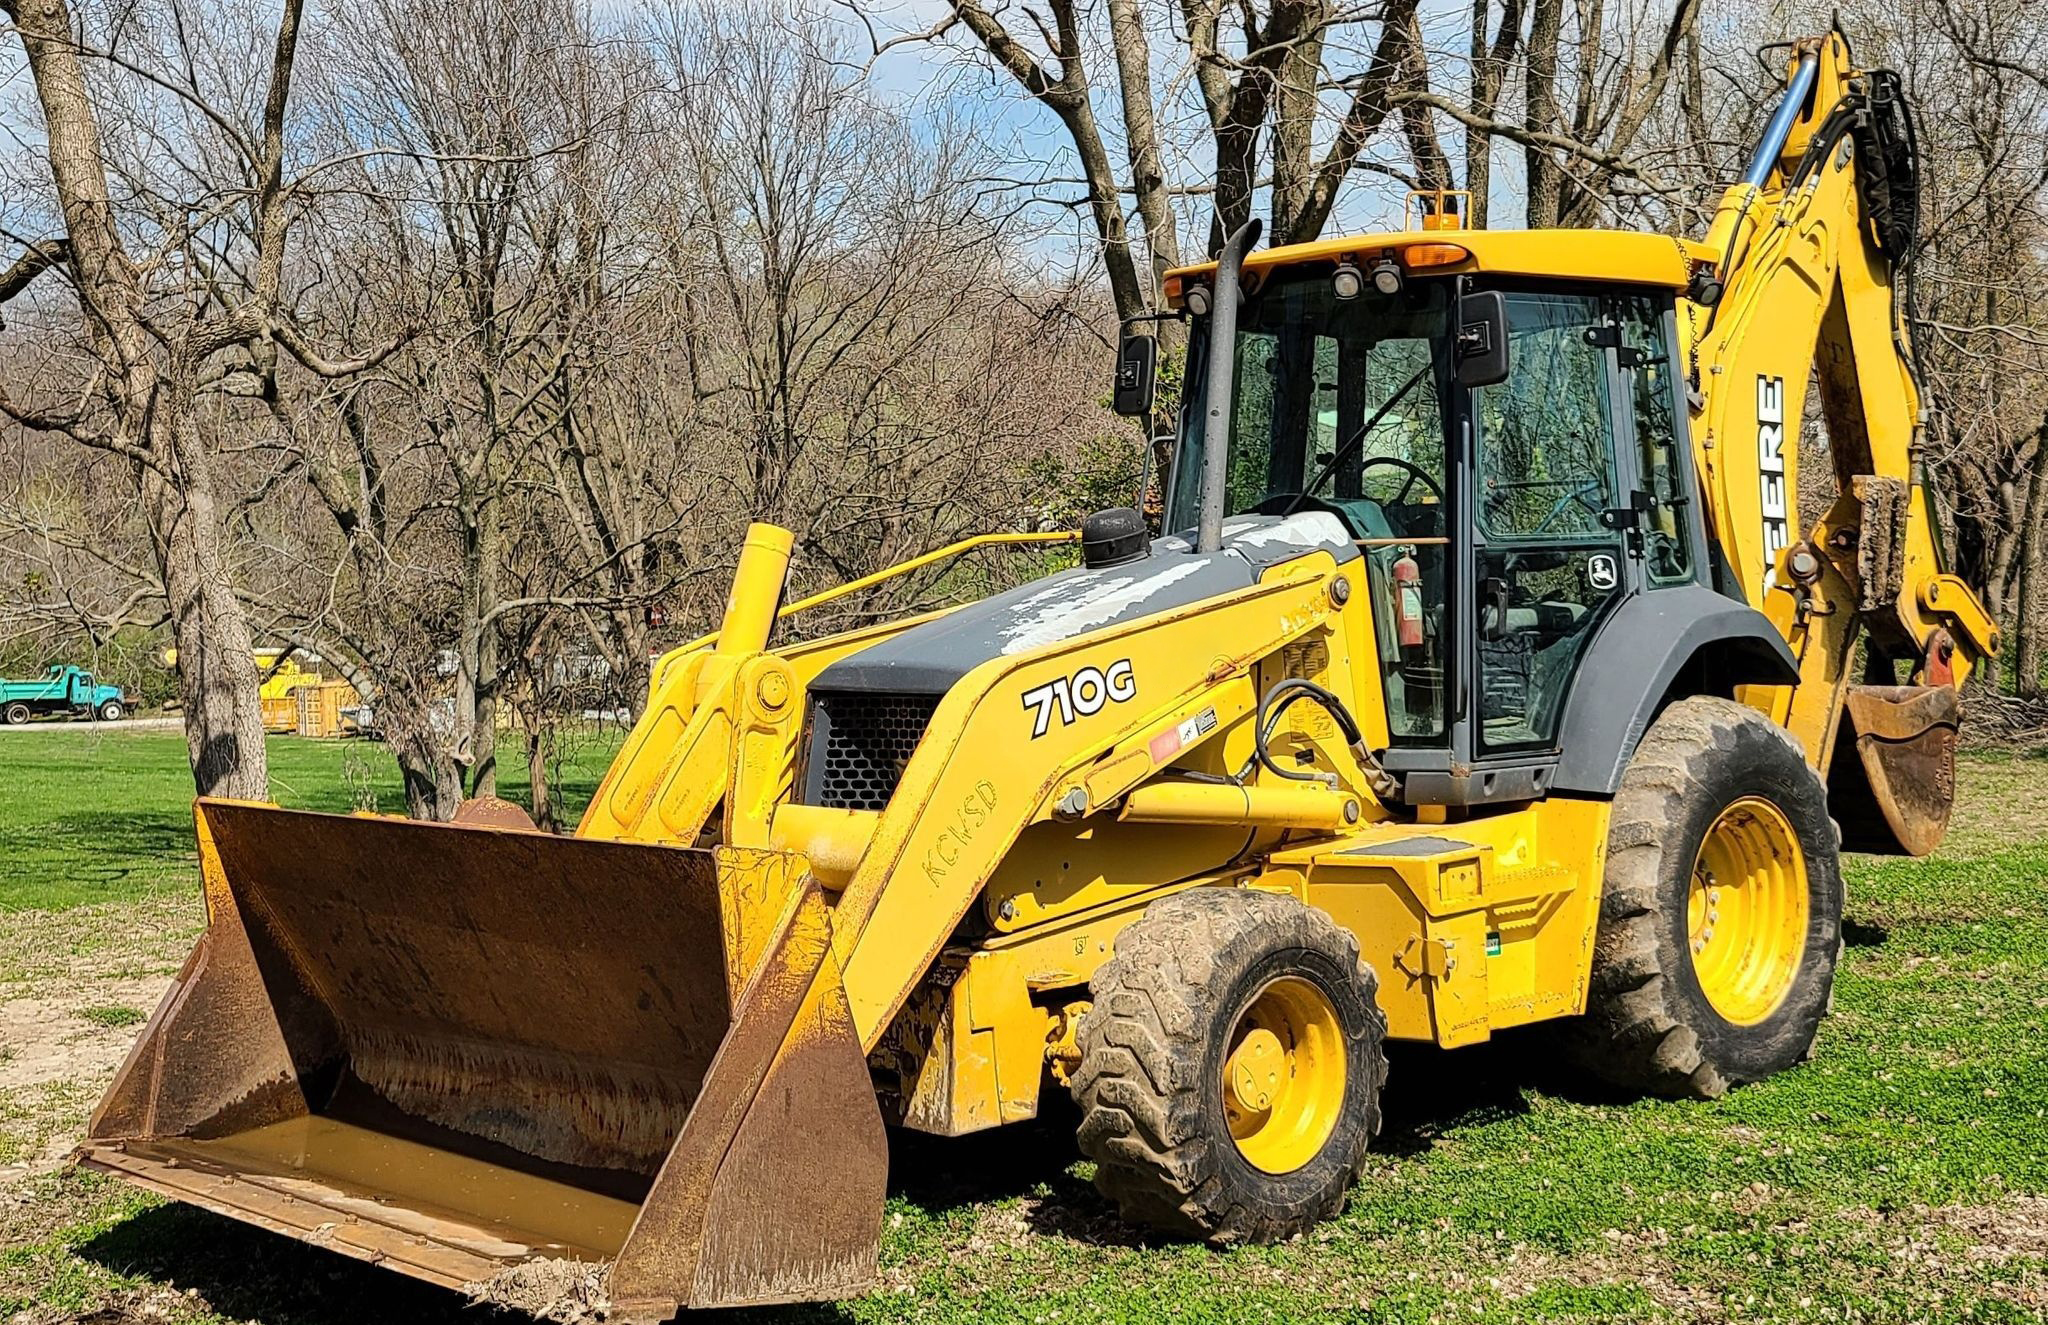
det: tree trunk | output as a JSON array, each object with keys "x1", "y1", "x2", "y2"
[
  {"x1": 1523, "y1": 0, "x2": 1563, "y2": 227},
  {"x1": 1106, "y1": 0, "x2": 1181, "y2": 308},
  {"x1": 458, "y1": 488, "x2": 502, "y2": 799},
  {"x1": 393, "y1": 714, "x2": 464, "y2": 820},
  {"x1": 149, "y1": 410, "x2": 268, "y2": 798},
  {"x1": 7, "y1": 0, "x2": 268, "y2": 799},
  {"x1": 1266, "y1": 0, "x2": 1330, "y2": 246},
  {"x1": 1397, "y1": 8, "x2": 1452, "y2": 192},
  {"x1": 526, "y1": 722, "x2": 558, "y2": 833},
  {"x1": 2015, "y1": 429, "x2": 2048, "y2": 699}
]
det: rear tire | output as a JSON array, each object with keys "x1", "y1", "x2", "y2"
[
  {"x1": 2, "y1": 702, "x2": 28, "y2": 726},
  {"x1": 1567, "y1": 696, "x2": 1843, "y2": 1098},
  {"x1": 1071, "y1": 888, "x2": 1387, "y2": 1244}
]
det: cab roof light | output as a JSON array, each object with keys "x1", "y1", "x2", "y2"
[{"x1": 1400, "y1": 242, "x2": 1471, "y2": 269}]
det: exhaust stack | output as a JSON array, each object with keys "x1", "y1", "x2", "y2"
[{"x1": 1196, "y1": 218, "x2": 1263, "y2": 553}]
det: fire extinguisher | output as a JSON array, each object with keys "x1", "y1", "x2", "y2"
[{"x1": 1391, "y1": 550, "x2": 1424, "y2": 648}]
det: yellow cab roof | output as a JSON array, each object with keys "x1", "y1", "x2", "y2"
[{"x1": 1163, "y1": 227, "x2": 1717, "y2": 305}]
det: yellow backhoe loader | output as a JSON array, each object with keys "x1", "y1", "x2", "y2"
[{"x1": 79, "y1": 30, "x2": 1996, "y2": 1317}]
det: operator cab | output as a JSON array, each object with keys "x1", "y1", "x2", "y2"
[{"x1": 1150, "y1": 232, "x2": 1711, "y2": 805}]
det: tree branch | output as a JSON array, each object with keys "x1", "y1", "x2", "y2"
[{"x1": 0, "y1": 238, "x2": 69, "y2": 326}]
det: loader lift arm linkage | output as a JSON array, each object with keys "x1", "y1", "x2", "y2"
[{"x1": 78, "y1": 25, "x2": 1993, "y2": 1321}]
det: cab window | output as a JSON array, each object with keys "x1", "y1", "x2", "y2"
[{"x1": 1617, "y1": 295, "x2": 1695, "y2": 585}]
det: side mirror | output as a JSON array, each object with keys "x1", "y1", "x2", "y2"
[
  {"x1": 1455, "y1": 290, "x2": 1509, "y2": 389},
  {"x1": 1112, "y1": 332, "x2": 1157, "y2": 417}
]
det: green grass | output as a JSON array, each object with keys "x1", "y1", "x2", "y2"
[
  {"x1": 0, "y1": 740, "x2": 2043, "y2": 1323},
  {"x1": 74, "y1": 1005, "x2": 143, "y2": 1029},
  {"x1": 0, "y1": 727, "x2": 621, "y2": 911}
]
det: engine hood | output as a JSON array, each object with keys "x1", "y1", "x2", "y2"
[{"x1": 809, "y1": 512, "x2": 1358, "y2": 696}]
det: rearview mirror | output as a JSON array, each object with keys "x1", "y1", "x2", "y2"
[
  {"x1": 1456, "y1": 290, "x2": 1509, "y2": 389},
  {"x1": 1113, "y1": 332, "x2": 1157, "y2": 417}
]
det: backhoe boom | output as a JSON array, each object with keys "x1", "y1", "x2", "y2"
[{"x1": 1689, "y1": 31, "x2": 1996, "y2": 851}]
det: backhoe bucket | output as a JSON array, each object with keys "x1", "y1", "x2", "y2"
[
  {"x1": 77, "y1": 800, "x2": 887, "y2": 1319},
  {"x1": 1828, "y1": 684, "x2": 1961, "y2": 857}
]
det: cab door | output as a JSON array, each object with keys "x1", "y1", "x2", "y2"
[{"x1": 1465, "y1": 290, "x2": 1632, "y2": 757}]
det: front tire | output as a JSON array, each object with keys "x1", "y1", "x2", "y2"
[
  {"x1": 1568, "y1": 696, "x2": 1843, "y2": 1098},
  {"x1": 1071, "y1": 888, "x2": 1387, "y2": 1244},
  {"x1": 95, "y1": 700, "x2": 124, "y2": 722}
]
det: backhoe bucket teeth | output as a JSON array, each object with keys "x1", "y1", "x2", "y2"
[
  {"x1": 76, "y1": 800, "x2": 887, "y2": 1319},
  {"x1": 1828, "y1": 684, "x2": 1961, "y2": 857}
]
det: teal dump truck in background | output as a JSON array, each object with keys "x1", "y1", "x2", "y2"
[{"x1": 0, "y1": 665, "x2": 134, "y2": 723}]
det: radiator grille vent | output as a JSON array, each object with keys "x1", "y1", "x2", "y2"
[{"x1": 810, "y1": 692, "x2": 940, "y2": 811}]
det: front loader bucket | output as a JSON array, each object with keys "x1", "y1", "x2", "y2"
[{"x1": 77, "y1": 800, "x2": 887, "y2": 1319}]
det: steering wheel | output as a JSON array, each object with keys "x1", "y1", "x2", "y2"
[
  {"x1": 1356, "y1": 456, "x2": 1443, "y2": 506},
  {"x1": 1261, "y1": 458, "x2": 1444, "y2": 516},
  {"x1": 1256, "y1": 459, "x2": 1446, "y2": 538},
  {"x1": 1485, "y1": 476, "x2": 1607, "y2": 535},
  {"x1": 1529, "y1": 477, "x2": 1607, "y2": 535}
]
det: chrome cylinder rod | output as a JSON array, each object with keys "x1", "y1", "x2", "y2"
[{"x1": 1741, "y1": 52, "x2": 1821, "y2": 188}]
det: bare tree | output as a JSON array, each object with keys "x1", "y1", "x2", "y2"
[{"x1": 0, "y1": 0, "x2": 324, "y2": 796}]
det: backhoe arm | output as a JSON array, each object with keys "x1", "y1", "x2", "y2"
[{"x1": 1689, "y1": 31, "x2": 1998, "y2": 853}]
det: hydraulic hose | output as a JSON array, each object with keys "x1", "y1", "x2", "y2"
[{"x1": 1253, "y1": 677, "x2": 1400, "y2": 802}]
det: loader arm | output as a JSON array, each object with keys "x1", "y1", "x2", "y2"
[{"x1": 1688, "y1": 31, "x2": 1997, "y2": 852}]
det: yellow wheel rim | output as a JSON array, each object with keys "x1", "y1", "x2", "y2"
[
  {"x1": 1222, "y1": 976, "x2": 1346, "y2": 1174},
  {"x1": 1688, "y1": 797, "x2": 1809, "y2": 1025}
]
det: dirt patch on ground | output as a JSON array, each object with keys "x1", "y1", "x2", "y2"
[
  {"x1": 0, "y1": 892, "x2": 198, "y2": 990},
  {"x1": 0, "y1": 894, "x2": 199, "y2": 1184},
  {"x1": 0, "y1": 977, "x2": 171, "y2": 1090},
  {"x1": 1926, "y1": 1195, "x2": 2048, "y2": 1266}
]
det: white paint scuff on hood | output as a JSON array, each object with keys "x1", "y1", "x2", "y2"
[{"x1": 997, "y1": 560, "x2": 1211, "y2": 655}]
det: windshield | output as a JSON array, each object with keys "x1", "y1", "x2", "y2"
[
  {"x1": 1171, "y1": 273, "x2": 1455, "y2": 743},
  {"x1": 1169, "y1": 274, "x2": 1453, "y2": 542}
]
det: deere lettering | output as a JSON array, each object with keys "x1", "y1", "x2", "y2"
[{"x1": 1758, "y1": 375, "x2": 1788, "y2": 591}]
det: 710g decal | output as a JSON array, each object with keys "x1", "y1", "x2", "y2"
[{"x1": 1022, "y1": 660, "x2": 1136, "y2": 738}]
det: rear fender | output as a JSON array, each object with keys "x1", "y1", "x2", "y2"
[{"x1": 1552, "y1": 585, "x2": 1800, "y2": 796}]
